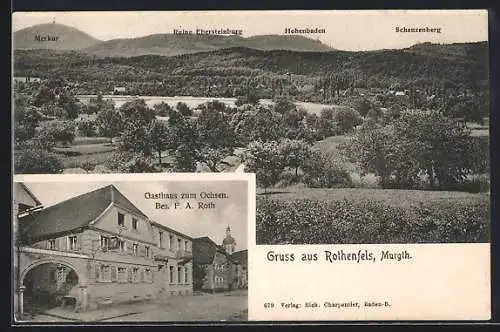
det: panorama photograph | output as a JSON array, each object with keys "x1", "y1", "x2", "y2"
[{"x1": 12, "y1": 10, "x2": 490, "y2": 250}]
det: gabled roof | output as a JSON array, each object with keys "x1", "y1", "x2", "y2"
[
  {"x1": 19, "y1": 184, "x2": 148, "y2": 242},
  {"x1": 231, "y1": 249, "x2": 248, "y2": 269},
  {"x1": 16, "y1": 182, "x2": 43, "y2": 207},
  {"x1": 193, "y1": 236, "x2": 228, "y2": 265}
]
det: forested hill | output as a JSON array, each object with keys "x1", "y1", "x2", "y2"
[
  {"x1": 14, "y1": 23, "x2": 335, "y2": 56},
  {"x1": 82, "y1": 34, "x2": 335, "y2": 57}
]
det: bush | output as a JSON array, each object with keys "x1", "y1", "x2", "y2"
[
  {"x1": 256, "y1": 197, "x2": 489, "y2": 244},
  {"x1": 302, "y1": 150, "x2": 352, "y2": 188},
  {"x1": 77, "y1": 120, "x2": 96, "y2": 137},
  {"x1": 37, "y1": 120, "x2": 76, "y2": 146},
  {"x1": 14, "y1": 149, "x2": 64, "y2": 174},
  {"x1": 105, "y1": 151, "x2": 158, "y2": 173}
]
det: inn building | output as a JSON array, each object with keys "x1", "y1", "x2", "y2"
[{"x1": 13, "y1": 184, "x2": 193, "y2": 318}]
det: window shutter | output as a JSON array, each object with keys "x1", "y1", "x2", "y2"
[
  {"x1": 95, "y1": 264, "x2": 100, "y2": 282},
  {"x1": 139, "y1": 245, "x2": 146, "y2": 257},
  {"x1": 140, "y1": 269, "x2": 144, "y2": 283},
  {"x1": 111, "y1": 266, "x2": 117, "y2": 282},
  {"x1": 77, "y1": 234, "x2": 82, "y2": 250},
  {"x1": 126, "y1": 241, "x2": 133, "y2": 255}
]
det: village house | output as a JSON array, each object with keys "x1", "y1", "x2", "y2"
[
  {"x1": 150, "y1": 221, "x2": 193, "y2": 298},
  {"x1": 230, "y1": 250, "x2": 248, "y2": 289},
  {"x1": 192, "y1": 236, "x2": 234, "y2": 292},
  {"x1": 14, "y1": 184, "x2": 193, "y2": 318},
  {"x1": 192, "y1": 226, "x2": 247, "y2": 292}
]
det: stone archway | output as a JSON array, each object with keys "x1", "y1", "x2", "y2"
[{"x1": 18, "y1": 259, "x2": 88, "y2": 316}]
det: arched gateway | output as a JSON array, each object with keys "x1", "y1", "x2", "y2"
[{"x1": 17, "y1": 258, "x2": 89, "y2": 317}]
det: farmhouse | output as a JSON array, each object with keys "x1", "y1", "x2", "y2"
[{"x1": 13, "y1": 183, "x2": 193, "y2": 318}]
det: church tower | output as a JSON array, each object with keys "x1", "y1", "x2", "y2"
[{"x1": 222, "y1": 225, "x2": 236, "y2": 255}]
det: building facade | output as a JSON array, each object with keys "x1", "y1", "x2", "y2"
[
  {"x1": 192, "y1": 227, "x2": 248, "y2": 292},
  {"x1": 14, "y1": 184, "x2": 193, "y2": 318},
  {"x1": 192, "y1": 237, "x2": 234, "y2": 292}
]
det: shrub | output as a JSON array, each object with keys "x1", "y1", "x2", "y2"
[
  {"x1": 77, "y1": 120, "x2": 96, "y2": 137},
  {"x1": 302, "y1": 150, "x2": 352, "y2": 188},
  {"x1": 256, "y1": 197, "x2": 489, "y2": 244},
  {"x1": 14, "y1": 149, "x2": 64, "y2": 174}
]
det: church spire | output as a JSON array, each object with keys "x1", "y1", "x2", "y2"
[{"x1": 222, "y1": 225, "x2": 236, "y2": 254}]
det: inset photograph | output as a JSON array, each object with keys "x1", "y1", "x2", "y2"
[{"x1": 13, "y1": 175, "x2": 250, "y2": 322}]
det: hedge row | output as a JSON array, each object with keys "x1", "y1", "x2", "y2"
[{"x1": 256, "y1": 197, "x2": 490, "y2": 244}]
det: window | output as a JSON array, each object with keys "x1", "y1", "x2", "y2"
[
  {"x1": 184, "y1": 267, "x2": 189, "y2": 283},
  {"x1": 144, "y1": 268, "x2": 152, "y2": 283},
  {"x1": 132, "y1": 267, "x2": 140, "y2": 283},
  {"x1": 117, "y1": 267, "x2": 127, "y2": 283},
  {"x1": 118, "y1": 212, "x2": 125, "y2": 227},
  {"x1": 68, "y1": 236, "x2": 78, "y2": 250},
  {"x1": 145, "y1": 246, "x2": 150, "y2": 258},
  {"x1": 158, "y1": 232, "x2": 163, "y2": 248},
  {"x1": 100, "y1": 236, "x2": 109, "y2": 250},
  {"x1": 169, "y1": 266, "x2": 174, "y2": 283},
  {"x1": 47, "y1": 239, "x2": 56, "y2": 250},
  {"x1": 133, "y1": 243, "x2": 138, "y2": 256},
  {"x1": 158, "y1": 231, "x2": 163, "y2": 248},
  {"x1": 132, "y1": 218, "x2": 138, "y2": 230},
  {"x1": 100, "y1": 265, "x2": 111, "y2": 282},
  {"x1": 169, "y1": 235, "x2": 173, "y2": 250},
  {"x1": 178, "y1": 238, "x2": 182, "y2": 251},
  {"x1": 185, "y1": 240, "x2": 189, "y2": 251},
  {"x1": 119, "y1": 239, "x2": 127, "y2": 253},
  {"x1": 177, "y1": 267, "x2": 182, "y2": 284}
]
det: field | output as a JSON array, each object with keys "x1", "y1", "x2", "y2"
[
  {"x1": 257, "y1": 186, "x2": 489, "y2": 209},
  {"x1": 256, "y1": 188, "x2": 490, "y2": 244}
]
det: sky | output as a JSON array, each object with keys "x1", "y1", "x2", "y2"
[
  {"x1": 12, "y1": 10, "x2": 488, "y2": 51},
  {"x1": 21, "y1": 179, "x2": 249, "y2": 250}
]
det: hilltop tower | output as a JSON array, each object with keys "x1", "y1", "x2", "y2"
[{"x1": 222, "y1": 225, "x2": 236, "y2": 255}]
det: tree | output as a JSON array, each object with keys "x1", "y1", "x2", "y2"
[
  {"x1": 273, "y1": 96, "x2": 296, "y2": 114},
  {"x1": 318, "y1": 108, "x2": 339, "y2": 138},
  {"x1": 32, "y1": 85, "x2": 56, "y2": 107},
  {"x1": 14, "y1": 100, "x2": 42, "y2": 143},
  {"x1": 242, "y1": 141, "x2": 285, "y2": 190},
  {"x1": 120, "y1": 99, "x2": 155, "y2": 127},
  {"x1": 279, "y1": 139, "x2": 313, "y2": 177},
  {"x1": 148, "y1": 120, "x2": 170, "y2": 165},
  {"x1": 95, "y1": 108, "x2": 123, "y2": 140},
  {"x1": 232, "y1": 106, "x2": 285, "y2": 144},
  {"x1": 196, "y1": 107, "x2": 235, "y2": 171},
  {"x1": 14, "y1": 149, "x2": 64, "y2": 174},
  {"x1": 77, "y1": 120, "x2": 96, "y2": 137},
  {"x1": 119, "y1": 124, "x2": 152, "y2": 156},
  {"x1": 302, "y1": 149, "x2": 352, "y2": 188},
  {"x1": 173, "y1": 144, "x2": 198, "y2": 172},
  {"x1": 343, "y1": 111, "x2": 477, "y2": 189},
  {"x1": 176, "y1": 102, "x2": 193, "y2": 116},
  {"x1": 105, "y1": 151, "x2": 158, "y2": 173},
  {"x1": 334, "y1": 107, "x2": 363, "y2": 134},
  {"x1": 353, "y1": 97, "x2": 371, "y2": 117},
  {"x1": 57, "y1": 91, "x2": 81, "y2": 119},
  {"x1": 154, "y1": 102, "x2": 174, "y2": 117},
  {"x1": 37, "y1": 120, "x2": 76, "y2": 146}
]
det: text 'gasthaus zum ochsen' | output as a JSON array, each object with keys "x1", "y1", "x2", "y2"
[{"x1": 144, "y1": 191, "x2": 229, "y2": 210}]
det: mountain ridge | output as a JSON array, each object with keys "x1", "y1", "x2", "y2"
[{"x1": 13, "y1": 22, "x2": 335, "y2": 56}]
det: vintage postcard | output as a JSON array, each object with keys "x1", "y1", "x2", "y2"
[
  {"x1": 13, "y1": 173, "x2": 254, "y2": 323},
  {"x1": 12, "y1": 9, "x2": 490, "y2": 322}
]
